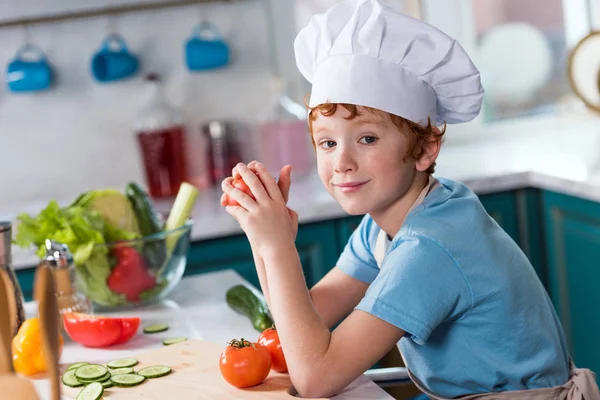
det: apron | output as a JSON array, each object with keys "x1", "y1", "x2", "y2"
[{"x1": 373, "y1": 178, "x2": 600, "y2": 400}]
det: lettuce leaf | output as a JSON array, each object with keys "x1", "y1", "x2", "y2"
[{"x1": 14, "y1": 200, "x2": 130, "y2": 306}]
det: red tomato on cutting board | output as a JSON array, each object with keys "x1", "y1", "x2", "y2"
[
  {"x1": 63, "y1": 313, "x2": 140, "y2": 348},
  {"x1": 219, "y1": 339, "x2": 271, "y2": 388},
  {"x1": 258, "y1": 327, "x2": 288, "y2": 373}
]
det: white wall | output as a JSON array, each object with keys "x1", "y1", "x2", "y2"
[{"x1": 0, "y1": 0, "x2": 295, "y2": 216}]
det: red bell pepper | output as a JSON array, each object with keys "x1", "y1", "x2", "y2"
[{"x1": 107, "y1": 246, "x2": 156, "y2": 302}]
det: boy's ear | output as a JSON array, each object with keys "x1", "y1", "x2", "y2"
[{"x1": 415, "y1": 126, "x2": 442, "y2": 172}]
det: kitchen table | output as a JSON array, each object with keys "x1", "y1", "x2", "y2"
[{"x1": 25, "y1": 269, "x2": 394, "y2": 399}]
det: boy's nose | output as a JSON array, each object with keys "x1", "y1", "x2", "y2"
[{"x1": 333, "y1": 147, "x2": 357, "y2": 173}]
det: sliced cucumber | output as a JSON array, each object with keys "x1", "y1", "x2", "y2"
[
  {"x1": 162, "y1": 337, "x2": 187, "y2": 346},
  {"x1": 61, "y1": 369, "x2": 83, "y2": 388},
  {"x1": 77, "y1": 371, "x2": 111, "y2": 383},
  {"x1": 107, "y1": 358, "x2": 138, "y2": 369},
  {"x1": 137, "y1": 365, "x2": 172, "y2": 379},
  {"x1": 75, "y1": 364, "x2": 108, "y2": 381},
  {"x1": 111, "y1": 373, "x2": 146, "y2": 387},
  {"x1": 143, "y1": 323, "x2": 169, "y2": 334},
  {"x1": 101, "y1": 380, "x2": 113, "y2": 388},
  {"x1": 110, "y1": 367, "x2": 134, "y2": 375},
  {"x1": 67, "y1": 362, "x2": 89, "y2": 371},
  {"x1": 76, "y1": 382, "x2": 103, "y2": 400}
]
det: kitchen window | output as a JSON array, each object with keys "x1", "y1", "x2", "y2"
[{"x1": 419, "y1": 0, "x2": 597, "y2": 127}]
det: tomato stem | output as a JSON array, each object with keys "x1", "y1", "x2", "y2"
[{"x1": 228, "y1": 338, "x2": 255, "y2": 349}]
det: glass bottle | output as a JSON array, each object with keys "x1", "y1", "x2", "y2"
[{"x1": 135, "y1": 73, "x2": 188, "y2": 199}]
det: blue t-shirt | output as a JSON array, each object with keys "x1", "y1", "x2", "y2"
[{"x1": 337, "y1": 178, "x2": 570, "y2": 398}]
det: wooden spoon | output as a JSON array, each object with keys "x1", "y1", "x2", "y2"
[
  {"x1": 35, "y1": 265, "x2": 61, "y2": 400},
  {"x1": 0, "y1": 267, "x2": 40, "y2": 400}
]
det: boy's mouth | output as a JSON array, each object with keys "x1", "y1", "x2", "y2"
[{"x1": 334, "y1": 180, "x2": 370, "y2": 193}]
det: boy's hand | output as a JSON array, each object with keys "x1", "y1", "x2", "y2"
[
  {"x1": 221, "y1": 162, "x2": 298, "y2": 252},
  {"x1": 220, "y1": 162, "x2": 298, "y2": 240}
]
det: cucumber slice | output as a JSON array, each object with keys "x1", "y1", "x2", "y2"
[
  {"x1": 137, "y1": 365, "x2": 172, "y2": 379},
  {"x1": 110, "y1": 367, "x2": 134, "y2": 375},
  {"x1": 101, "y1": 380, "x2": 113, "y2": 388},
  {"x1": 61, "y1": 369, "x2": 83, "y2": 388},
  {"x1": 110, "y1": 373, "x2": 146, "y2": 387},
  {"x1": 75, "y1": 364, "x2": 108, "y2": 381},
  {"x1": 162, "y1": 337, "x2": 187, "y2": 346},
  {"x1": 143, "y1": 323, "x2": 169, "y2": 334},
  {"x1": 67, "y1": 362, "x2": 89, "y2": 371},
  {"x1": 107, "y1": 358, "x2": 138, "y2": 369},
  {"x1": 76, "y1": 382, "x2": 103, "y2": 400},
  {"x1": 77, "y1": 371, "x2": 111, "y2": 383}
]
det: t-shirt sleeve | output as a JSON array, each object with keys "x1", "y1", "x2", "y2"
[
  {"x1": 336, "y1": 215, "x2": 380, "y2": 284},
  {"x1": 356, "y1": 235, "x2": 473, "y2": 344}
]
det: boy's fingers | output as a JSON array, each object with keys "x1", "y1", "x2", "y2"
[{"x1": 277, "y1": 165, "x2": 292, "y2": 203}]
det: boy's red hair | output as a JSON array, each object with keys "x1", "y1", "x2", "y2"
[{"x1": 307, "y1": 103, "x2": 445, "y2": 174}]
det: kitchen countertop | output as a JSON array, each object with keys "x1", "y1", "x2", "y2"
[
  {"x1": 10, "y1": 112, "x2": 600, "y2": 270},
  {"x1": 28, "y1": 269, "x2": 394, "y2": 399}
]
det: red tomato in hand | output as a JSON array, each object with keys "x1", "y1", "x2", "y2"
[
  {"x1": 63, "y1": 313, "x2": 140, "y2": 348},
  {"x1": 225, "y1": 177, "x2": 256, "y2": 206},
  {"x1": 219, "y1": 338, "x2": 271, "y2": 388},
  {"x1": 258, "y1": 326, "x2": 288, "y2": 373}
]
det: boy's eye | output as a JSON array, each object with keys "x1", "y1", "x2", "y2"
[
  {"x1": 320, "y1": 140, "x2": 337, "y2": 149},
  {"x1": 360, "y1": 136, "x2": 378, "y2": 144}
]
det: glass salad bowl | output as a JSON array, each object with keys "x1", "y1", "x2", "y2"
[{"x1": 74, "y1": 219, "x2": 193, "y2": 310}]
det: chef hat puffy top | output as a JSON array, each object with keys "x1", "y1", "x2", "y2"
[{"x1": 294, "y1": 0, "x2": 484, "y2": 126}]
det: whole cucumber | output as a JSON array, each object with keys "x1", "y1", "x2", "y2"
[
  {"x1": 125, "y1": 182, "x2": 167, "y2": 267},
  {"x1": 226, "y1": 284, "x2": 273, "y2": 333}
]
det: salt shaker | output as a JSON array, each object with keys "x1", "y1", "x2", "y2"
[{"x1": 42, "y1": 240, "x2": 91, "y2": 320}]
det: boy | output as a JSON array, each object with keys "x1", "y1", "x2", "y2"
[{"x1": 221, "y1": 0, "x2": 600, "y2": 398}]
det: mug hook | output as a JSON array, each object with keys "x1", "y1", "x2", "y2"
[
  {"x1": 105, "y1": 14, "x2": 117, "y2": 36},
  {"x1": 22, "y1": 24, "x2": 30, "y2": 46}
]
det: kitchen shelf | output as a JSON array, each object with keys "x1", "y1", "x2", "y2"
[{"x1": 0, "y1": 0, "x2": 235, "y2": 29}]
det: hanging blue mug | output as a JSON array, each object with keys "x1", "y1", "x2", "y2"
[
  {"x1": 6, "y1": 44, "x2": 53, "y2": 93},
  {"x1": 185, "y1": 22, "x2": 230, "y2": 71},
  {"x1": 91, "y1": 34, "x2": 139, "y2": 83}
]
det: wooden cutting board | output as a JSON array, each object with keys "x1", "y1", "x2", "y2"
[{"x1": 62, "y1": 340, "x2": 375, "y2": 399}]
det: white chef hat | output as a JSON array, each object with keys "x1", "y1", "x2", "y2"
[{"x1": 294, "y1": 0, "x2": 484, "y2": 126}]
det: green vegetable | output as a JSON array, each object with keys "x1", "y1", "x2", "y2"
[
  {"x1": 107, "y1": 358, "x2": 138, "y2": 369},
  {"x1": 73, "y1": 189, "x2": 140, "y2": 237},
  {"x1": 110, "y1": 374, "x2": 146, "y2": 387},
  {"x1": 75, "y1": 364, "x2": 108, "y2": 381},
  {"x1": 162, "y1": 337, "x2": 187, "y2": 346},
  {"x1": 67, "y1": 362, "x2": 88, "y2": 371},
  {"x1": 61, "y1": 369, "x2": 83, "y2": 387},
  {"x1": 137, "y1": 365, "x2": 172, "y2": 378},
  {"x1": 109, "y1": 367, "x2": 134, "y2": 375},
  {"x1": 13, "y1": 200, "x2": 135, "y2": 307},
  {"x1": 143, "y1": 323, "x2": 169, "y2": 334},
  {"x1": 76, "y1": 382, "x2": 103, "y2": 400},
  {"x1": 226, "y1": 285, "x2": 273, "y2": 333},
  {"x1": 164, "y1": 182, "x2": 198, "y2": 254},
  {"x1": 125, "y1": 182, "x2": 167, "y2": 267},
  {"x1": 101, "y1": 380, "x2": 113, "y2": 388}
]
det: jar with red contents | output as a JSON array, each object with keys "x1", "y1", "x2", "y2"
[{"x1": 134, "y1": 73, "x2": 188, "y2": 198}]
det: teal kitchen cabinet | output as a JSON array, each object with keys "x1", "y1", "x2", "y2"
[
  {"x1": 542, "y1": 191, "x2": 600, "y2": 380},
  {"x1": 186, "y1": 221, "x2": 340, "y2": 289},
  {"x1": 478, "y1": 191, "x2": 520, "y2": 243}
]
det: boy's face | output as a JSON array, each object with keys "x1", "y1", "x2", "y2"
[{"x1": 312, "y1": 106, "x2": 424, "y2": 216}]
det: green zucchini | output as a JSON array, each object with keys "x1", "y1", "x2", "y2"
[
  {"x1": 226, "y1": 285, "x2": 273, "y2": 333},
  {"x1": 125, "y1": 182, "x2": 167, "y2": 267}
]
